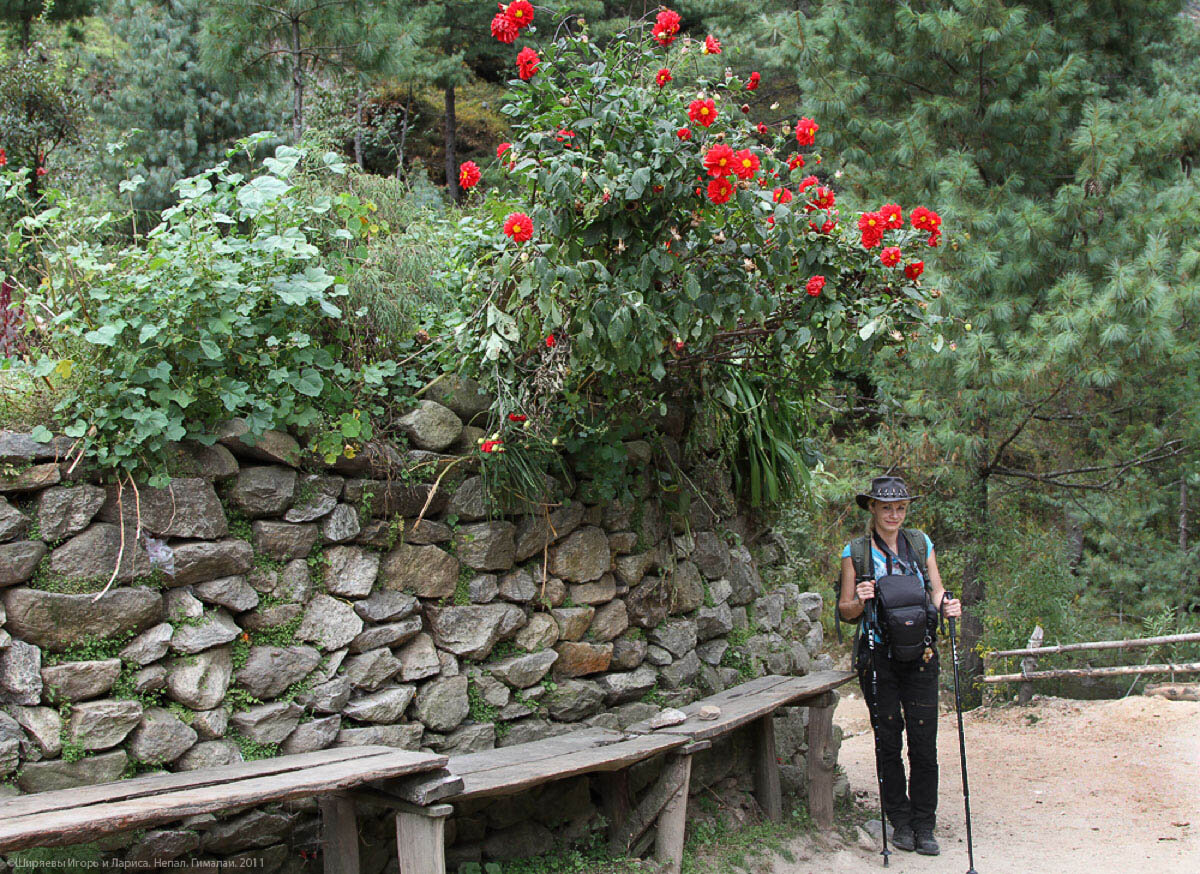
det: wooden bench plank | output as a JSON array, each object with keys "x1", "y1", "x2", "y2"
[
  {"x1": 0, "y1": 749, "x2": 446, "y2": 852},
  {"x1": 627, "y1": 671, "x2": 853, "y2": 741},
  {"x1": 448, "y1": 732, "x2": 688, "y2": 802},
  {"x1": 0, "y1": 746, "x2": 401, "y2": 820}
]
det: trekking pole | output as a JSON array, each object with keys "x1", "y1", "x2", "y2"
[
  {"x1": 945, "y1": 593, "x2": 979, "y2": 874},
  {"x1": 864, "y1": 599, "x2": 891, "y2": 868}
]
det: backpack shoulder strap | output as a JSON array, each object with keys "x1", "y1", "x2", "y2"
[
  {"x1": 901, "y1": 528, "x2": 930, "y2": 586},
  {"x1": 849, "y1": 535, "x2": 872, "y2": 580}
]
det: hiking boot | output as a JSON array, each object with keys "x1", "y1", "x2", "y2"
[
  {"x1": 914, "y1": 830, "x2": 940, "y2": 855},
  {"x1": 891, "y1": 824, "x2": 915, "y2": 852}
]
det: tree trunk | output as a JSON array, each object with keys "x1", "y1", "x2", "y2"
[
  {"x1": 20, "y1": 16, "x2": 31, "y2": 51},
  {"x1": 444, "y1": 83, "x2": 459, "y2": 203},
  {"x1": 1180, "y1": 479, "x2": 1188, "y2": 552},
  {"x1": 1181, "y1": 478, "x2": 1191, "y2": 613},
  {"x1": 960, "y1": 460, "x2": 989, "y2": 704},
  {"x1": 397, "y1": 86, "x2": 412, "y2": 179},
  {"x1": 354, "y1": 84, "x2": 364, "y2": 169},
  {"x1": 291, "y1": 17, "x2": 305, "y2": 143}
]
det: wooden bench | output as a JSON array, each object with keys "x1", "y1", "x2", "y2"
[
  {"x1": 0, "y1": 745, "x2": 447, "y2": 871},
  {"x1": 385, "y1": 670, "x2": 853, "y2": 874}
]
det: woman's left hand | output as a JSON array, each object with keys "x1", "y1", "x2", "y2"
[{"x1": 941, "y1": 596, "x2": 962, "y2": 618}]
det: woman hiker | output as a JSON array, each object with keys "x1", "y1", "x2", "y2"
[{"x1": 838, "y1": 475, "x2": 962, "y2": 856}]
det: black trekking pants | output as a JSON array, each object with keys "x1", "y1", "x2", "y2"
[{"x1": 857, "y1": 643, "x2": 939, "y2": 832}]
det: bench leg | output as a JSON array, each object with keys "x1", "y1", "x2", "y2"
[
  {"x1": 320, "y1": 795, "x2": 360, "y2": 874},
  {"x1": 753, "y1": 714, "x2": 782, "y2": 822},
  {"x1": 806, "y1": 692, "x2": 837, "y2": 830},
  {"x1": 395, "y1": 804, "x2": 452, "y2": 874},
  {"x1": 653, "y1": 753, "x2": 693, "y2": 874},
  {"x1": 597, "y1": 770, "x2": 632, "y2": 854}
]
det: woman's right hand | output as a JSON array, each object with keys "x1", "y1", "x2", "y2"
[{"x1": 856, "y1": 579, "x2": 876, "y2": 601}]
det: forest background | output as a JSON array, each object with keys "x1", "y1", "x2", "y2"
[{"x1": 2, "y1": 0, "x2": 1199, "y2": 700}]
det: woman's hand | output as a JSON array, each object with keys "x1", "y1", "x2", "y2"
[
  {"x1": 941, "y1": 595, "x2": 962, "y2": 618},
  {"x1": 856, "y1": 579, "x2": 876, "y2": 601}
]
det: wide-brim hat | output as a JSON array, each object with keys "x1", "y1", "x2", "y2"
[{"x1": 856, "y1": 475, "x2": 919, "y2": 510}]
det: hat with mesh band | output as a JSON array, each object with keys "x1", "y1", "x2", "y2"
[{"x1": 856, "y1": 475, "x2": 918, "y2": 510}]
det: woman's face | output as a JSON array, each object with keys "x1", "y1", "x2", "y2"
[{"x1": 870, "y1": 499, "x2": 909, "y2": 534}]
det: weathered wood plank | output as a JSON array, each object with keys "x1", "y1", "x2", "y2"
[
  {"x1": 653, "y1": 752, "x2": 693, "y2": 874},
  {"x1": 627, "y1": 671, "x2": 853, "y2": 741},
  {"x1": 319, "y1": 795, "x2": 360, "y2": 874},
  {"x1": 0, "y1": 746, "x2": 400, "y2": 821},
  {"x1": 613, "y1": 752, "x2": 689, "y2": 852},
  {"x1": 752, "y1": 715, "x2": 782, "y2": 823},
  {"x1": 597, "y1": 770, "x2": 632, "y2": 855},
  {"x1": 396, "y1": 806, "x2": 451, "y2": 874},
  {"x1": 0, "y1": 751, "x2": 446, "y2": 852},
  {"x1": 376, "y1": 771, "x2": 464, "y2": 806},
  {"x1": 806, "y1": 697, "x2": 836, "y2": 830}
]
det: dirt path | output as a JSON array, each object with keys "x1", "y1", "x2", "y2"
[{"x1": 777, "y1": 691, "x2": 1200, "y2": 873}]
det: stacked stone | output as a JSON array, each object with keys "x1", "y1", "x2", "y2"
[{"x1": 0, "y1": 386, "x2": 833, "y2": 868}]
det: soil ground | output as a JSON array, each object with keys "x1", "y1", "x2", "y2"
[{"x1": 776, "y1": 688, "x2": 1200, "y2": 873}]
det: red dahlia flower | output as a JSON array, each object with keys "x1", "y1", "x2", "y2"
[
  {"x1": 516, "y1": 47, "x2": 540, "y2": 80},
  {"x1": 807, "y1": 186, "x2": 835, "y2": 211},
  {"x1": 707, "y1": 177, "x2": 734, "y2": 204},
  {"x1": 653, "y1": 9, "x2": 681, "y2": 46},
  {"x1": 795, "y1": 117, "x2": 819, "y2": 146},
  {"x1": 507, "y1": 413, "x2": 528, "y2": 422},
  {"x1": 806, "y1": 276, "x2": 826, "y2": 297},
  {"x1": 756, "y1": 122, "x2": 768, "y2": 135},
  {"x1": 0, "y1": 148, "x2": 6, "y2": 167},
  {"x1": 688, "y1": 99, "x2": 718, "y2": 127},
  {"x1": 747, "y1": 72, "x2": 761, "y2": 91},
  {"x1": 773, "y1": 187, "x2": 793, "y2": 204},
  {"x1": 880, "y1": 246, "x2": 902, "y2": 267},
  {"x1": 656, "y1": 68, "x2": 672, "y2": 87},
  {"x1": 458, "y1": 161, "x2": 481, "y2": 189},
  {"x1": 703, "y1": 35, "x2": 722, "y2": 55},
  {"x1": 798, "y1": 174, "x2": 818, "y2": 192},
  {"x1": 503, "y1": 212, "x2": 534, "y2": 242},
  {"x1": 910, "y1": 206, "x2": 942, "y2": 232},
  {"x1": 505, "y1": 0, "x2": 534, "y2": 29},
  {"x1": 704, "y1": 144, "x2": 735, "y2": 177},
  {"x1": 496, "y1": 142, "x2": 512, "y2": 159},
  {"x1": 880, "y1": 203, "x2": 904, "y2": 229},
  {"x1": 905, "y1": 261, "x2": 925, "y2": 280},
  {"x1": 787, "y1": 153, "x2": 805, "y2": 171},
  {"x1": 677, "y1": 127, "x2": 692, "y2": 140},
  {"x1": 927, "y1": 231, "x2": 942, "y2": 247},
  {"x1": 732, "y1": 149, "x2": 759, "y2": 180},
  {"x1": 858, "y1": 212, "x2": 885, "y2": 248},
  {"x1": 491, "y1": 12, "x2": 518, "y2": 43}
]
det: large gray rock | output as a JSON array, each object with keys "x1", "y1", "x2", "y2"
[
  {"x1": 0, "y1": 640, "x2": 42, "y2": 705},
  {"x1": 175, "y1": 740, "x2": 242, "y2": 770},
  {"x1": 423, "y1": 374, "x2": 491, "y2": 423},
  {"x1": 570, "y1": 575, "x2": 617, "y2": 606},
  {"x1": 252, "y1": 521, "x2": 318, "y2": 560},
  {"x1": 514, "y1": 502, "x2": 586, "y2": 562},
  {"x1": 10, "y1": 705, "x2": 62, "y2": 756},
  {"x1": 126, "y1": 829, "x2": 201, "y2": 865},
  {"x1": 659, "y1": 650, "x2": 701, "y2": 689},
  {"x1": 35, "y1": 485, "x2": 107, "y2": 541},
  {"x1": 649, "y1": 619, "x2": 698, "y2": 659},
  {"x1": 798, "y1": 591, "x2": 824, "y2": 622},
  {"x1": 0, "y1": 430, "x2": 74, "y2": 463},
  {"x1": 613, "y1": 548, "x2": 662, "y2": 588},
  {"x1": 589, "y1": 599, "x2": 629, "y2": 642},
  {"x1": 498, "y1": 569, "x2": 535, "y2": 603},
  {"x1": 216, "y1": 420, "x2": 301, "y2": 467},
  {"x1": 0, "y1": 541, "x2": 45, "y2": 587},
  {"x1": 296, "y1": 678, "x2": 352, "y2": 713},
  {"x1": 429, "y1": 722, "x2": 496, "y2": 755},
  {"x1": 46, "y1": 523, "x2": 151, "y2": 582},
  {"x1": 128, "y1": 708, "x2": 199, "y2": 764},
  {"x1": 296, "y1": 594, "x2": 364, "y2": 651},
  {"x1": 279, "y1": 715, "x2": 340, "y2": 755},
  {"x1": 194, "y1": 576, "x2": 259, "y2": 613},
  {"x1": 0, "y1": 462, "x2": 60, "y2": 492},
  {"x1": 697, "y1": 639, "x2": 728, "y2": 666},
  {"x1": 99, "y1": 478, "x2": 227, "y2": 539},
  {"x1": 446, "y1": 476, "x2": 487, "y2": 522},
  {"x1": 284, "y1": 474, "x2": 343, "y2": 523},
  {"x1": 468, "y1": 573, "x2": 499, "y2": 603},
  {"x1": 66, "y1": 699, "x2": 144, "y2": 750},
  {"x1": 201, "y1": 809, "x2": 295, "y2": 854},
  {"x1": 343, "y1": 480, "x2": 449, "y2": 518},
  {"x1": 349, "y1": 617, "x2": 422, "y2": 653},
  {"x1": 192, "y1": 708, "x2": 228, "y2": 740},
  {"x1": 752, "y1": 592, "x2": 786, "y2": 632},
  {"x1": 165, "y1": 646, "x2": 233, "y2": 710},
  {"x1": 597, "y1": 665, "x2": 658, "y2": 704},
  {"x1": 170, "y1": 539, "x2": 254, "y2": 586},
  {"x1": 427, "y1": 604, "x2": 524, "y2": 659},
  {"x1": 41, "y1": 658, "x2": 122, "y2": 702},
  {"x1": 165, "y1": 588, "x2": 204, "y2": 622},
  {"x1": 547, "y1": 527, "x2": 610, "y2": 583},
  {"x1": 551, "y1": 606, "x2": 594, "y2": 642},
  {"x1": 354, "y1": 590, "x2": 418, "y2": 623},
  {"x1": 696, "y1": 602, "x2": 734, "y2": 640},
  {"x1": 542, "y1": 679, "x2": 604, "y2": 721},
  {"x1": 321, "y1": 503, "x2": 361, "y2": 543},
  {"x1": 324, "y1": 546, "x2": 379, "y2": 598},
  {"x1": 171, "y1": 610, "x2": 241, "y2": 654},
  {"x1": 514, "y1": 613, "x2": 559, "y2": 652},
  {"x1": 398, "y1": 400, "x2": 463, "y2": 451},
  {"x1": 340, "y1": 648, "x2": 403, "y2": 691},
  {"x1": 488, "y1": 650, "x2": 558, "y2": 689},
  {"x1": 668, "y1": 561, "x2": 705, "y2": 614},
  {"x1": 231, "y1": 466, "x2": 296, "y2": 517},
  {"x1": 337, "y1": 723, "x2": 423, "y2": 750},
  {"x1": 727, "y1": 545, "x2": 763, "y2": 606},
  {"x1": 553, "y1": 642, "x2": 612, "y2": 678},
  {"x1": 4, "y1": 587, "x2": 163, "y2": 652},
  {"x1": 611, "y1": 635, "x2": 648, "y2": 671},
  {"x1": 235, "y1": 646, "x2": 321, "y2": 699},
  {"x1": 0, "y1": 497, "x2": 29, "y2": 542},
  {"x1": 379, "y1": 543, "x2": 459, "y2": 599},
  {"x1": 413, "y1": 675, "x2": 469, "y2": 732},
  {"x1": 344, "y1": 686, "x2": 415, "y2": 723},
  {"x1": 692, "y1": 531, "x2": 732, "y2": 580},
  {"x1": 17, "y1": 750, "x2": 127, "y2": 793},
  {"x1": 229, "y1": 702, "x2": 303, "y2": 745},
  {"x1": 453, "y1": 521, "x2": 516, "y2": 571},
  {"x1": 172, "y1": 440, "x2": 239, "y2": 480},
  {"x1": 119, "y1": 623, "x2": 175, "y2": 666},
  {"x1": 625, "y1": 576, "x2": 671, "y2": 629},
  {"x1": 396, "y1": 633, "x2": 441, "y2": 682}
]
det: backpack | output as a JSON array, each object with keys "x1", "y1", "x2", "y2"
[{"x1": 833, "y1": 529, "x2": 932, "y2": 647}]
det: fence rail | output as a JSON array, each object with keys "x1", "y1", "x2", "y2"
[{"x1": 985, "y1": 632, "x2": 1200, "y2": 661}]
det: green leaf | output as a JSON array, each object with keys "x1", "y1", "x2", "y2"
[
  {"x1": 237, "y1": 175, "x2": 290, "y2": 213},
  {"x1": 292, "y1": 369, "x2": 324, "y2": 397},
  {"x1": 29, "y1": 425, "x2": 53, "y2": 443},
  {"x1": 85, "y1": 325, "x2": 122, "y2": 346}
]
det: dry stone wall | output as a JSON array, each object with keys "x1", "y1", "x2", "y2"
[{"x1": 0, "y1": 393, "x2": 838, "y2": 869}]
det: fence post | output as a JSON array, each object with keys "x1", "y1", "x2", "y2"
[{"x1": 1019, "y1": 625, "x2": 1043, "y2": 705}]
